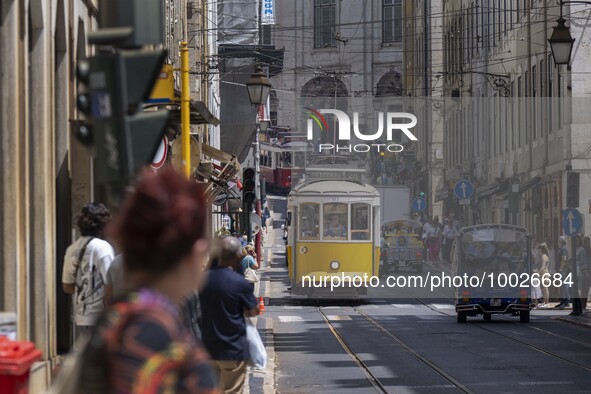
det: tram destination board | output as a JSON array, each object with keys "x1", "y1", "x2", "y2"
[{"x1": 305, "y1": 169, "x2": 364, "y2": 183}]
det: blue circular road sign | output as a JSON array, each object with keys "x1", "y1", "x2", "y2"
[
  {"x1": 412, "y1": 197, "x2": 427, "y2": 212},
  {"x1": 563, "y1": 208, "x2": 583, "y2": 236},
  {"x1": 454, "y1": 179, "x2": 474, "y2": 200}
]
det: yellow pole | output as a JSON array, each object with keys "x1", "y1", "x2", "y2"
[{"x1": 180, "y1": 41, "x2": 191, "y2": 179}]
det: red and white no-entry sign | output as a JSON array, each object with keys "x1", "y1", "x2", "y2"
[{"x1": 151, "y1": 136, "x2": 168, "y2": 169}]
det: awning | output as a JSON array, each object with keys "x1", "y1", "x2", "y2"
[
  {"x1": 519, "y1": 176, "x2": 541, "y2": 193},
  {"x1": 477, "y1": 180, "x2": 509, "y2": 199},
  {"x1": 168, "y1": 99, "x2": 220, "y2": 126},
  {"x1": 435, "y1": 187, "x2": 449, "y2": 202},
  {"x1": 196, "y1": 143, "x2": 240, "y2": 205},
  {"x1": 144, "y1": 98, "x2": 220, "y2": 126}
]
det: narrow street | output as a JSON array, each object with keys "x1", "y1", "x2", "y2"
[{"x1": 252, "y1": 205, "x2": 591, "y2": 393}]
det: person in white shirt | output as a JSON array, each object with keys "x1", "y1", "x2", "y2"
[
  {"x1": 62, "y1": 203, "x2": 114, "y2": 337},
  {"x1": 442, "y1": 218, "x2": 457, "y2": 263}
]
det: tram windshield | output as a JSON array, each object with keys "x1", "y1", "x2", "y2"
[
  {"x1": 323, "y1": 203, "x2": 348, "y2": 240},
  {"x1": 299, "y1": 203, "x2": 320, "y2": 240},
  {"x1": 297, "y1": 202, "x2": 373, "y2": 241},
  {"x1": 351, "y1": 203, "x2": 370, "y2": 240}
]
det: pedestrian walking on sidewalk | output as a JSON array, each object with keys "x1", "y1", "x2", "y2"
[
  {"x1": 555, "y1": 236, "x2": 571, "y2": 309},
  {"x1": 76, "y1": 168, "x2": 219, "y2": 393},
  {"x1": 200, "y1": 237, "x2": 260, "y2": 394},
  {"x1": 62, "y1": 203, "x2": 114, "y2": 339},
  {"x1": 536, "y1": 243, "x2": 550, "y2": 308},
  {"x1": 442, "y1": 218, "x2": 457, "y2": 264},
  {"x1": 237, "y1": 245, "x2": 259, "y2": 276}
]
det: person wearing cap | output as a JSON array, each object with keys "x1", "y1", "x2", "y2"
[{"x1": 555, "y1": 236, "x2": 571, "y2": 309}]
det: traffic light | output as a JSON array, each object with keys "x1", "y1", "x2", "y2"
[
  {"x1": 75, "y1": 48, "x2": 169, "y2": 190},
  {"x1": 243, "y1": 168, "x2": 256, "y2": 204},
  {"x1": 566, "y1": 171, "x2": 580, "y2": 208},
  {"x1": 75, "y1": 59, "x2": 94, "y2": 146}
]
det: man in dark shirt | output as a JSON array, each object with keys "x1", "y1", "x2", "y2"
[
  {"x1": 200, "y1": 237, "x2": 259, "y2": 393},
  {"x1": 555, "y1": 236, "x2": 571, "y2": 309}
]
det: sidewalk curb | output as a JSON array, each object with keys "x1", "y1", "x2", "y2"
[
  {"x1": 247, "y1": 256, "x2": 275, "y2": 393},
  {"x1": 253, "y1": 317, "x2": 275, "y2": 394},
  {"x1": 554, "y1": 315, "x2": 591, "y2": 329}
]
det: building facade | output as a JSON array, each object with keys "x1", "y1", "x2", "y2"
[
  {"x1": 0, "y1": 0, "x2": 100, "y2": 389},
  {"x1": 272, "y1": 0, "x2": 404, "y2": 123},
  {"x1": 440, "y1": 1, "x2": 591, "y2": 243},
  {"x1": 0, "y1": 0, "x2": 216, "y2": 390},
  {"x1": 269, "y1": 0, "x2": 406, "y2": 185},
  {"x1": 403, "y1": 0, "x2": 445, "y2": 220}
]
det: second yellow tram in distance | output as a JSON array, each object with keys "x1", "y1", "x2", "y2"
[{"x1": 286, "y1": 179, "x2": 381, "y2": 298}]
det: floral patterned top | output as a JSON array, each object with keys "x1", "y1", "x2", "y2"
[{"x1": 79, "y1": 288, "x2": 219, "y2": 394}]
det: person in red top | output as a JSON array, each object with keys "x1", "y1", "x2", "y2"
[{"x1": 78, "y1": 168, "x2": 219, "y2": 394}]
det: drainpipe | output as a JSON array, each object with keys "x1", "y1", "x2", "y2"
[{"x1": 424, "y1": 0, "x2": 431, "y2": 216}]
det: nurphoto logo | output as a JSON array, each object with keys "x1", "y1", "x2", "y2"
[{"x1": 305, "y1": 108, "x2": 418, "y2": 154}]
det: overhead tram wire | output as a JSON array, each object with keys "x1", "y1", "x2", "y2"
[{"x1": 192, "y1": 6, "x2": 589, "y2": 44}]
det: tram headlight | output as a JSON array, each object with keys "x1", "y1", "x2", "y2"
[{"x1": 330, "y1": 260, "x2": 340, "y2": 270}]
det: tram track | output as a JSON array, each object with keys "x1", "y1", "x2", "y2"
[
  {"x1": 273, "y1": 295, "x2": 591, "y2": 389},
  {"x1": 318, "y1": 307, "x2": 389, "y2": 393},
  {"x1": 413, "y1": 298, "x2": 591, "y2": 374},
  {"x1": 318, "y1": 306, "x2": 475, "y2": 394}
]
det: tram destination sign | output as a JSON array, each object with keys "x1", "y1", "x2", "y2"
[{"x1": 305, "y1": 169, "x2": 364, "y2": 183}]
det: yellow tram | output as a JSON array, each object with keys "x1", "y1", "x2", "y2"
[{"x1": 286, "y1": 178, "x2": 381, "y2": 297}]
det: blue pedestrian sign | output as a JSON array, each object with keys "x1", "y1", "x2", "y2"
[
  {"x1": 454, "y1": 179, "x2": 474, "y2": 200},
  {"x1": 563, "y1": 208, "x2": 583, "y2": 236},
  {"x1": 412, "y1": 196, "x2": 427, "y2": 212}
]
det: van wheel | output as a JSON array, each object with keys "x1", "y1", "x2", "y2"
[
  {"x1": 483, "y1": 313, "x2": 492, "y2": 322},
  {"x1": 520, "y1": 310, "x2": 530, "y2": 323},
  {"x1": 457, "y1": 312, "x2": 467, "y2": 323}
]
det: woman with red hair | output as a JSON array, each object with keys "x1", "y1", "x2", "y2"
[{"x1": 78, "y1": 168, "x2": 219, "y2": 394}]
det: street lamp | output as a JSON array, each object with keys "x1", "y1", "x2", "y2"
[
  {"x1": 246, "y1": 65, "x2": 272, "y2": 105},
  {"x1": 548, "y1": 16, "x2": 575, "y2": 65},
  {"x1": 259, "y1": 120, "x2": 269, "y2": 132}
]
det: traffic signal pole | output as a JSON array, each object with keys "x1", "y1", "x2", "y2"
[
  {"x1": 571, "y1": 236, "x2": 580, "y2": 312},
  {"x1": 180, "y1": 41, "x2": 191, "y2": 179}
]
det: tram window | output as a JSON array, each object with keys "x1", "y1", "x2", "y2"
[
  {"x1": 261, "y1": 150, "x2": 267, "y2": 167},
  {"x1": 294, "y1": 152, "x2": 305, "y2": 168},
  {"x1": 299, "y1": 203, "x2": 320, "y2": 240},
  {"x1": 323, "y1": 203, "x2": 348, "y2": 240},
  {"x1": 282, "y1": 152, "x2": 292, "y2": 167},
  {"x1": 351, "y1": 203, "x2": 370, "y2": 240}
]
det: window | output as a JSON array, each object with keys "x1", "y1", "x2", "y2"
[
  {"x1": 532, "y1": 64, "x2": 537, "y2": 140},
  {"x1": 532, "y1": 65, "x2": 537, "y2": 97},
  {"x1": 540, "y1": 59, "x2": 545, "y2": 97},
  {"x1": 383, "y1": 0, "x2": 402, "y2": 43},
  {"x1": 492, "y1": 0, "x2": 496, "y2": 47},
  {"x1": 511, "y1": 81, "x2": 515, "y2": 149},
  {"x1": 504, "y1": 0, "x2": 508, "y2": 34},
  {"x1": 261, "y1": 24, "x2": 272, "y2": 45},
  {"x1": 314, "y1": 0, "x2": 336, "y2": 48},
  {"x1": 351, "y1": 203, "x2": 371, "y2": 241},
  {"x1": 481, "y1": 3, "x2": 486, "y2": 49},
  {"x1": 299, "y1": 203, "x2": 320, "y2": 240},
  {"x1": 323, "y1": 203, "x2": 348, "y2": 240},
  {"x1": 486, "y1": 0, "x2": 491, "y2": 50}
]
